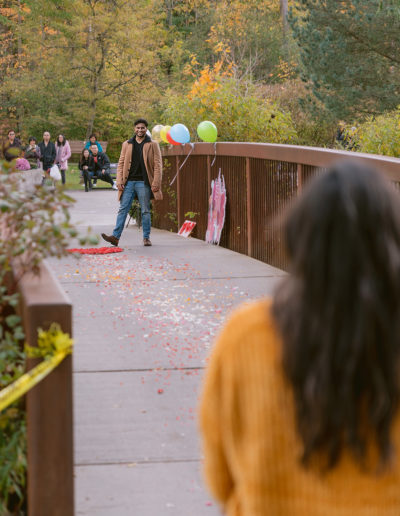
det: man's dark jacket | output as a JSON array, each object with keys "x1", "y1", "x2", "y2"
[
  {"x1": 38, "y1": 141, "x2": 56, "y2": 171},
  {"x1": 2, "y1": 138, "x2": 22, "y2": 161},
  {"x1": 91, "y1": 152, "x2": 111, "y2": 174}
]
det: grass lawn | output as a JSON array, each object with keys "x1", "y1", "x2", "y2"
[
  {"x1": 64, "y1": 163, "x2": 116, "y2": 191},
  {"x1": 64, "y1": 164, "x2": 84, "y2": 190}
]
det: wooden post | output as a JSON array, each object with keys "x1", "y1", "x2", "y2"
[
  {"x1": 207, "y1": 155, "x2": 211, "y2": 200},
  {"x1": 297, "y1": 163, "x2": 303, "y2": 193},
  {"x1": 246, "y1": 157, "x2": 252, "y2": 257},
  {"x1": 176, "y1": 155, "x2": 182, "y2": 229},
  {"x1": 18, "y1": 262, "x2": 74, "y2": 516}
]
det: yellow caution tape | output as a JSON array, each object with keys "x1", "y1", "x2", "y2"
[{"x1": 0, "y1": 324, "x2": 73, "y2": 413}]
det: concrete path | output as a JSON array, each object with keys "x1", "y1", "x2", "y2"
[{"x1": 47, "y1": 189, "x2": 285, "y2": 516}]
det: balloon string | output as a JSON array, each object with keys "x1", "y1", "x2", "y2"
[
  {"x1": 210, "y1": 142, "x2": 217, "y2": 167},
  {"x1": 169, "y1": 143, "x2": 195, "y2": 186}
]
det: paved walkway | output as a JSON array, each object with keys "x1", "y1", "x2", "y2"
[{"x1": 47, "y1": 189, "x2": 285, "y2": 516}]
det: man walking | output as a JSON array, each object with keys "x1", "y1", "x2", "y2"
[
  {"x1": 90, "y1": 145, "x2": 118, "y2": 190},
  {"x1": 102, "y1": 118, "x2": 162, "y2": 247}
]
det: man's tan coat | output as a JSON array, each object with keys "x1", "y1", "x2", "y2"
[{"x1": 116, "y1": 140, "x2": 163, "y2": 201}]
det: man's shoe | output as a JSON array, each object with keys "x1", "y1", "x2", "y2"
[
  {"x1": 92, "y1": 182, "x2": 97, "y2": 187},
  {"x1": 143, "y1": 238, "x2": 152, "y2": 247},
  {"x1": 112, "y1": 181, "x2": 118, "y2": 190},
  {"x1": 101, "y1": 233, "x2": 119, "y2": 246}
]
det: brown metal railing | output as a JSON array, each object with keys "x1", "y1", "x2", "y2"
[
  {"x1": 17, "y1": 261, "x2": 74, "y2": 516},
  {"x1": 155, "y1": 143, "x2": 400, "y2": 269}
]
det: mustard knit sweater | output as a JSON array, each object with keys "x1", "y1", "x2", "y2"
[{"x1": 199, "y1": 299, "x2": 400, "y2": 515}]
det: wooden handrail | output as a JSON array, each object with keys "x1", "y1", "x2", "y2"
[
  {"x1": 161, "y1": 142, "x2": 400, "y2": 180},
  {"x1": 17, "y1": 260, "x2": 74, "y2": 516}
]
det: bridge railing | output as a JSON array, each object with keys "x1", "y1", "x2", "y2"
[
  {"x1": 156, "y1": 143, "x2": 400, "y2": 269},
  {"x1": 17, "y1": 261, "x2": 74, "y2": 516}
]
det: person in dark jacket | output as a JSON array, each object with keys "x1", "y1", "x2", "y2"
[
  {"x1": 38, "y1": 131, "x2": 56, "y2": 181},
  {"x1": 78, "y1": 148, "x2": 94, "y2": 192},
  {"x1": 90, "y1": 145, "x2": 117, "y2": 190},
  {"x1": 24, "y1": 137, "x2": 41, "y2": 169},
  {"x1": 2, "y1": 129, "x2": 22, "y2": 161},
  {"x1": 85, "y1": 134, "x2": 103, "y2": 187}
]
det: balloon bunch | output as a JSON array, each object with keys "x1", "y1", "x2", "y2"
[
  {"x1": 151, "y1": 121, "x2": 218, "y2": 144},
  {"x1": 151, "y1": 124, "x2": 190, "y2": 145}
]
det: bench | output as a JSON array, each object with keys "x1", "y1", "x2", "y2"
[
  {"x1": 92, "y1": 163, "x2": 117, "y2": 180},
  {"x1": 69, "y1": 140, "x2": 116, "y2": 184}
]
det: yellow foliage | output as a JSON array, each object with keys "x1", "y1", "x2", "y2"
[
  {"x1": 0, "y1": 7, "x2": 18, "y2": 18},
  {"x1": 44, "y1": 26, "x2": 58, "y2": 35},
  {"x1": 187, "y1": 57, "x2": 233, "y2": 101}
]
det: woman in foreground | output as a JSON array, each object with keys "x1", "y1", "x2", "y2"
[{"x1": 200, "y1": 161, "x2": 400, "y2": 515}]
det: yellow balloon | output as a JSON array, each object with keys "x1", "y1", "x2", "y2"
[
  {"x1": 151, "y1": 124, "x2": 164, "y2": 143},
  {"x1": 160, "y1": 125, "x2": 171, "y2": 143}
]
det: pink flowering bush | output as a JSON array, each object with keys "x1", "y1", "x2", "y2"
[{"x1": 15, "y1": 158, "x2": 31, "y2": 171}]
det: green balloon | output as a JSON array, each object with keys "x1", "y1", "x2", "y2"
[{"x1": 197, "y1": 121, "x2": 218, "y2": 143}]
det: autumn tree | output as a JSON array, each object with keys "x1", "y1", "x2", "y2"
[
  {"x1": 68, "y1": 0, "x2": 166, "y2": 137},
  {"x1": 207, "y1": 0, "x2": 285, "y2": 80},
  {"x1": 1, "y1": 0, "x2": 169, "y2": 141},
  {"x1": 0, "y1": 0, "x2": 30, "y2": 134}
]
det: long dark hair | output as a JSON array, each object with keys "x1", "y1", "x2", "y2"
[
  {"x1": 79, "y1": 148, "x2": 90, "y2": 166},
  {"x1": 56, "y1": 134, "x2": 66, "y2": 146},
  {"x1": 272, "y1": 161, "x2": 400, "y2": 470}
]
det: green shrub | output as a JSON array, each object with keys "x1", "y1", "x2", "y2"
[
  {"x1": 260, "y1": 79, "x2": 338, "y2": 147},
  {"x1": 0, "y1": 307, "x2": 26, "y2": 516},
  {"x1": 355, "y1": 107, "x2": 400, "y2": 157},
  {"x1": 162, "y1": 76, "x2": 298, "y2": 144}
]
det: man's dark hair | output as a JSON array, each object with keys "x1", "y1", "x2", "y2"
[
  {"x1": 28, "y1": 136, "x2": 37, "y2": 143},
  {"x1": 134, "y1": 118, "x2": 148, "y2": 127},
  {"x1": 89, "y1": 134, "x2": 97, "y2": 139},
  {"x1": 273, "y1": 160, "x2": 400, "y2": 471}
]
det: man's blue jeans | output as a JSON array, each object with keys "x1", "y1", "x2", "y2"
[{"x1": 113, "y1": 181, "x2": 151, "y2": 240}]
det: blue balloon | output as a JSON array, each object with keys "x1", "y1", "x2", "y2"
[{"x1": 170, "y1": 123, "x2": 190, "y2": 144}]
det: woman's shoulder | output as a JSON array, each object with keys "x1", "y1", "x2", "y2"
[
  {"x1": 224, "y1": 298, "x2": 273, "y2": 329},
  {"x1": 216, "y1": 299, "x2": 279, "y2": 354}
]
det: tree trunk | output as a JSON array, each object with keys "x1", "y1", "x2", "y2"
[
  {"x1": 17, "y1": 0, "x2": 22, "y2": 58},
  {"x1": 281, "y1": 0, "x2": 288, "y2": 35},
  {"x1": 86, "y1": 98, "x2": 96, "y2": 138}
]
